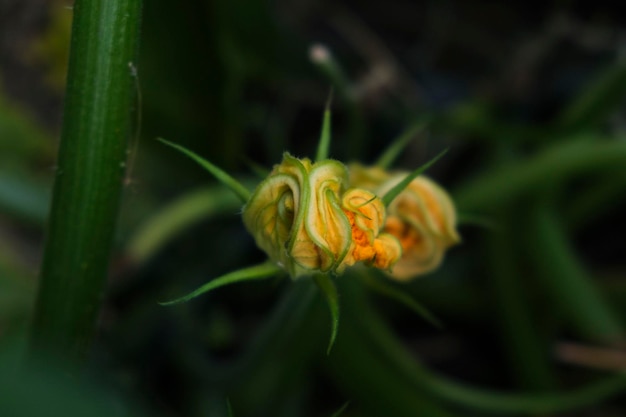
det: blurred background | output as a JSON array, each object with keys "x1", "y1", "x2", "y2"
[{"x1": 1, "y1": 0, "x2": 626, "y2": 416}]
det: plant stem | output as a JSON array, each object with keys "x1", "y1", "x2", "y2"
[{"x1": 29, "y1": 0, "x2": 142, "y2": 363}]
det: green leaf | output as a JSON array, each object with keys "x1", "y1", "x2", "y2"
[
  {"x1": 157, "y1": 137, "x2": 251, "y2": 203},
  {"x1": 329, "y1": 401, "x2": 350, "y2": 417},
  {"x1": 159, "y1": 261, "x2": 282, "y2": 306},
  {"x1": 314, "y1": 274, "x2": 340, "y2": 354},
  {"x1": 361, "y1": 272, "x2": 443, "y2": 329},
  {"x1": 556, "y1": 62, "x2": 626, "y2": 132},
  {"x1": 382, "y1": 148, "x2": 449, "y2": 207},
  {"x1": 315, "y1": 96, "x2": 333, "y2": 162},
  {"x1": 376, "y1": 119, "x2": 429, "y2": 169}
]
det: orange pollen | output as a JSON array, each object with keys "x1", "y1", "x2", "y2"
[{"x1": 344, "y1": 209, "x2": 386, "y2": 264}]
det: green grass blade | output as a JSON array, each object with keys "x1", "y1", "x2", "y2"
[
  {"x1": 329, "y1": 401, "x2": 350, "y2": 417},
  {"x1": 361, "y1": 272, "x2": 443, "y2": 329},
  {"x1": 315, "y1": 98, "x2": 333, "y2": 162},
  {"x1": 382, "y1": 148, "x2": 449, "y2": 207},
  {"x1": 157, "y1": 137, "x2": 251, "y2": 203},
  {"x1": 313, "y1": 273, "x2": 340, "y2": 354},
  {"x1": 160, "y1": 261, "x2": 282, "y2": 306},
  {"x1": 376, "y1": 119, "x2": 429, "y2": 169}
]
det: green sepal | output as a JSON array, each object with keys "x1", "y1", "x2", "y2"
[
  {"x1": 382, "y1": 148, "x2": 449, "y2": 207},
  {"x1": 362, "y1": 272, "x2": 443, "y2": 329},
  {"x1": 376, "y1": 118, "x2": 429, "y2": 169},
  {"x1": 316, "y1": 95, "x2": 333, "y2": 162},
  {"x1": 159, "y1": 261, "x2": 282, "y2": 306},
  {"x1": 314, "y1": 273, "x2": 340, "y2": 355},
  {"x1": 158, "y1": 137, "x2": 251, "y2": 203}
]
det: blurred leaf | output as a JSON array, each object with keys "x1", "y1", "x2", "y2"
[
  {"x1": 555, "y1": 62, "x2": 626, "y2": 132},
  {"x1": 528, "y1": 204, "x2": 623, "y2": 343},
  {"x1": 487, "y1": 210, "x2": 556, "y2": 391},
  {"x1": 332, "y1": 278, "x2": 626, "y2": 415},
  {"x1": 0, "y1": 361, "x2": 142, "y2": 417},
  {"x1": 454, "y1": 139, "x2": 626, "y2": 213},
  {"x1": 126, "y1": 184, "x2": 247, "y2": 265}
]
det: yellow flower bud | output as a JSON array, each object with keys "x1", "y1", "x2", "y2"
[
  {"x1": 243, "y1": 153, "x2": 353, "y2": 278},
  {"x1": 350, "y1": 164, "x2": 460, "y2": 280}
]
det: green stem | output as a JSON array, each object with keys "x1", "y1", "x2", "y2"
[{"x1": 29, "y1": 0, "x2": 142, "y2": 363}]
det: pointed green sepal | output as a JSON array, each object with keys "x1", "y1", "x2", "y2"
[
  {"x1": 315, "y1": 93, "x2": 334, "y2": 162},
  {"x1": 376, "y1": 118, "x2": 430, "y2": 169},
  {"x1": 329, "y1": 401, "x2": 350, "y2": 417},
  {"x1": 362, "y1": 272, "x2": 443, "y2": 329},
  {"x1": 159, "y1": 261, "x2": 282, "y2": 306},
  {"x1": 314, "y1": 273, "x2": 340, "y2": 354},
  {"x1": 382, "y1": 148, "x2": 449, "y2": 207},
  {"x1": 158, "y1": 137, "x2": 251, "y2": 203}
]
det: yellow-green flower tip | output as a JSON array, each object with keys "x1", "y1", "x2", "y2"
[{"x1": 350, "y1": 164, "x2": 460, "y2": 281}]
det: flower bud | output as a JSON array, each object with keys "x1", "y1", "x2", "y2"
[
  {"x1": 350, "y1": 164, "x2": 460, "y2": 280},
  {"x1": 243, "y1": 153, "x2": 353, "y2": 278}
]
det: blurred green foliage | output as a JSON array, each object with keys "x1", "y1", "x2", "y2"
[{"x1": 1, "y1": 1, "x2": 626, "y2": 416}]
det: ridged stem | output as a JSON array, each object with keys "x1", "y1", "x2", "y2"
[{"x1": 29, "y1": 0, "x2": 143, "y2": 363}]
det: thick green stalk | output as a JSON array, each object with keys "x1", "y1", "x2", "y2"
[{"x1": 30, "y1": 0, "x2": 142, "y2": 362}]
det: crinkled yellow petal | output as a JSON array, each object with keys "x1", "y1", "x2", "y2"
[
  {"x1": 304, "y1": 161, "x2": 352, "y2": 272},
  {"x1": 243, "y1": 153, "x2": 355, "y2": 279},
  {"x1": 349, "y1": 165, "x2": 460, "y2": 281}
]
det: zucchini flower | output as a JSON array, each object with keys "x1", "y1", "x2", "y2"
[
  {"x1": 350, "y1": 164, "x2": 460, "y2": 280},
  {"x1": 243, "y1": 154, "x2": 403, "y2": 278}
]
